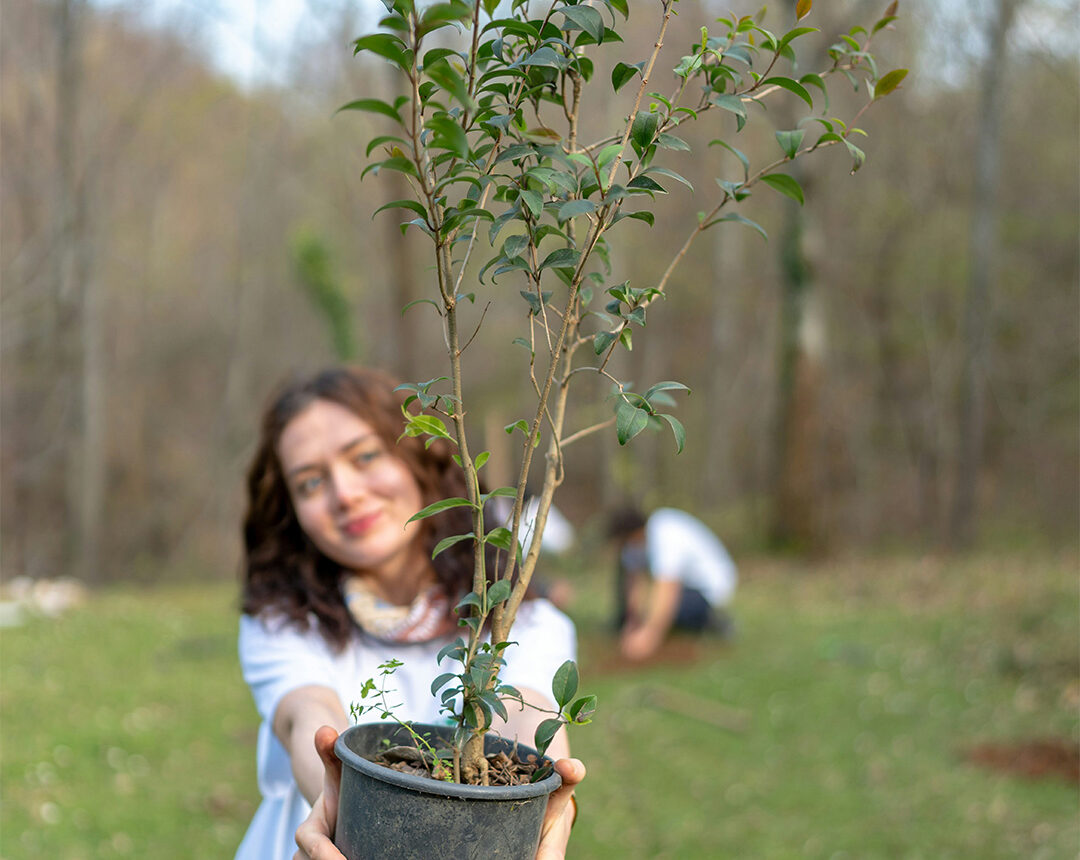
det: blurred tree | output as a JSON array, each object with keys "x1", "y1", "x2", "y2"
[
  {"x1": 950, "y1": 0, "x2": 1024, "y2": 547},
  {"x1": 293, "y1": 231, "x2": 358, "y2": 361}
]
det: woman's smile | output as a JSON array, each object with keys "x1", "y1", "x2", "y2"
[{"x1": 341, "y1": 510, "x2": 383, "y2": 537}]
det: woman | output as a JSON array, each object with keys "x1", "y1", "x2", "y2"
[{"x1": 235, "y1": 366, "x2": 584, "y2": 860}]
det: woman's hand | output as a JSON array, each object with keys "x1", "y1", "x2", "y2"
[
  {"x1": 293, "y1": 727, "x2": 585, "y2": 860},
  {"x1": 293, "y1": 726, "x2": 344, "y2": 860},
  {"x1": 536, "y1": 757, "x2": 586, "y2": 860}
]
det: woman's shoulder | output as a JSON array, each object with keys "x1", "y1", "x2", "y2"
[{"x1": 238, "y1": 609, "x2": 346, "y2": 657}]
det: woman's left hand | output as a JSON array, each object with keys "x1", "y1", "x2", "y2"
[
  {"x1": 293, "y1": 727, "x2": 585, "y2": 860},
  {"x1": 537, "y1": 757, "x2": 586, "y2": 859}
]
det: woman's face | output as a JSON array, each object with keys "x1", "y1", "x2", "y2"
[{"x1": 277, "y1": 399, "x2": 425, "y2": 581}]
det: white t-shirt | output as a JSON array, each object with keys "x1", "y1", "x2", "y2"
[
  {"x1": 645, "y1": 508, "x2": 737, "y2": 607},
  {"x1": 234, "y1": 599, "x2": 576, "y2": 860}
]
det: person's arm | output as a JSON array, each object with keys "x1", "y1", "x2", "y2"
[
  {"x1": 273, "y1": 685, "x2": 350, "y2": 805},
  {"x1": 620, "y1": 577, "x2": 681, "y2": 661},
  {"x1": 497, "y1": 685, "x2": 571, "y2": 761},
  {"x1": 293, "y1": 727, "x2": 585, "y2": 860}
]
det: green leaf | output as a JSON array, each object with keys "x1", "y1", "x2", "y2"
[
  {"x1": 760, "y1": 173, "x2": 805, "y2": 205},
  {"x1": 710, "y1": 93, "x2": 746, "y2": 120},
  {"x1": 436, "y1": 638, "x2": 466, "y2": 665},
  {"x1": 407, "y1": 497, "x2": 474, "y2": 524},
  {"x1": 504, "y1": 419, "x2": 529, "y2": 436},
  {"x1": 872, "y1": 68, "x2": 908, "y2": 100},
  {"x1": 761, "y1": 76, "x2": 814, "y2": 108},
  {"x1": 373, "y1": 199, "x2": 429, "y2": 220},
  {"x1": 616, "y1": 399, "x2": 650, "y2": 445},
  {"x1": 657, "y1": 413, "x2": 687, "y2": 454},
  {"x1": 430, "y1": 672, "x2": 457, "y2": 696},
  {"x1": 844, "y1": 139, "x2": 866, "y2": 173},
  {"x1": 611, "y1": 61, "x2": 642, "y2": 92},
  {"x1": 484, "y1": 486, "x2": 517, "y2": 500},
  {"x1": 778, "y1": 25, "x2": 817, "y2": 53},
  {"x1": 479, "y1": 690, "x2": 509, "y2": 723},
  {"x1": 432, "y1": 532, "x2": 475, "y2": 558},
  {"x1": 551, "y1": 660, "x2": 579, "y2": 709},
  {"x1": 426, "y1": 116, "x2": 470, "y2": 159},
  {"x1": 352, "y1": 33, "x2": 409, "y2": 69},
  {"x1": 557, "y1": 199, "x2": 596, "y2": 222},
  {"x1": 365, "y1": 134, "x2": 407, "y2": 158},
  {"x1": 362, "y1": 156, "x2": 418, "y2": 180},
  {"x1": 644, "y1": 381, "x2": 690, "y2": 401},
  {"x1": 796, "y1": 0, "x2": 812, "y2": 20},
  {"x1": 568, "y1": 694, "x2": 598, "y2": 724},
  {"x1": 337, "y1": 98, "x2": 402, "y2": 123},
  {"x1": 560, "y1": 6, "x2": 604, "y2": 43},
  {"x1": 705, "y1": 212, "x2": 768, "y2": 241},
  {"x1": 630, "y1": 111, "x2": 660, "y2": 150},
  {"x1": 709, "y1": 138, "x2": 750, "y2": 181},
  {"x1": 594, "y1": 331, "x2": 616, "y2": 354},
  {"x1": 426, "y1": 59, "x2": 472, "y2": 107},
  {"x1": 487, "y1": 579, "x2": 512, "y2": 606},
  {"x1": 519, "y1": 290, "x2": 550, "y2": 315},
  {"x1": 623, "y1": 210, "x2": 655, "y2": 227},
  {"x1": 656, "y1": 133, "x2": 691, "y2": 151},
  {"x1": 519, "y1": 46, "x2": 563, "y2": 68},
  {"x1": 533, "y1": 718, "x2": 563, "y2": 757},
  {"x1": 627, "y1": 175, "x2": 666, "y2": 193},
  {"x1": 799, "y1": 73, "x2": 828, "y2": 112},
  {"x1": 644, "y1": 167, "x2": 692, "y2": 192},
  {"x1": 539, "y1": 248, "x2": 581, "y2": 271},
  {"x1": 774, "y1": 129, "x2": 805, "y2": 159},
  {"x1": 402, "y1": 413, "x2": 454, "y2": 442},
  {"x1": 484, "y1": 527, "x2": 514, "y2": 552},
  {"x1": 418, "y1": 2, "x2": 472, "y2": 34},
  {"x1": 519, "y1": 189, "x2": 544, "y2": 219}
]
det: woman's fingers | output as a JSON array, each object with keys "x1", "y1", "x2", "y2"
[
  {"x1": 314, "y1": 726, "x2": 342, "y2": 780},
  {"x1": 536, "y1": 758, "x2": 586, "y2": 860},
  {"x1": 293, "y1": 727, "x2": 347, "y2": 860}
]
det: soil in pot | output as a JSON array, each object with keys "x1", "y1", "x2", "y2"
[{"x1": 371, "y1": 742, "x2": 551, "y2": 785}]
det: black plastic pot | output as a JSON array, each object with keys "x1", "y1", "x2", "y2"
[{"x1": 334, "y1": 722, "x2": 562, "y2": 860}]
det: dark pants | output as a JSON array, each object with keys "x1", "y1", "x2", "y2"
[{"x1": 615, "y1": 564, "x2": 716, "y2": 633}]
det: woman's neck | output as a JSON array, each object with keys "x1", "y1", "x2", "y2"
[{"x1": 356, "y1": 550, "x2": 437, "y2": 606}]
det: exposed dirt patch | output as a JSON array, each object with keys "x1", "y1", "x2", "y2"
[
  {"x1": 370, "y1": 745, "x2": 547, "y2": 787},
  {"x1": 963, "y1": 738, "x2": 1079, "y2": 784},
  {"x1": 585, "y1": 635, "x2": 706, "y2": 676}
]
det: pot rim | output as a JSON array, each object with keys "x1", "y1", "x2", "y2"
[{"x1": 335, "y1": 722, "x2": 562, "y2": 801}]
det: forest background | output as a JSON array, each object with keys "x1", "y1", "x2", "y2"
[
  {"x1": 2, "y1": 0, "x2": 1077, "y2": 584},
  {"x1": 2, "y1": 1, "x2": 1078, "y2": 858}
]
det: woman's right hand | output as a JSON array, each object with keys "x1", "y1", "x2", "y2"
[
  {"x1": 293, "y1": 726, "x2": 345, "y2": 860},
  {"x1": 293, "y1": 727, "x2": 585, "y2": 860}
]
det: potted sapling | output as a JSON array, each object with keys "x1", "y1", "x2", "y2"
[{"x1": 332, "y1": 0, "x2": 906, "y2": 857}]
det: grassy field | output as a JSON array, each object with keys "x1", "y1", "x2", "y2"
[{"x1": 2, "y1": 549, "x2": 1077, "y2": 859}]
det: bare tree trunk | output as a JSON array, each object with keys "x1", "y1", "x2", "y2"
[
  {"x1": 54, "y1": 0, "x2": 99, "y2": 580},
  {"x1": 77, "y1": 227, "x2": 105, "y2": 583},
  {"x1": 950, "y1": 0, "x2": 1021, "y2": 547},
  {"x1": 768, "y1": 158, "x2": 824, "y2": 552},
  {"x1": 382, "y1": 72, "x2": 421, "y2": 381}
]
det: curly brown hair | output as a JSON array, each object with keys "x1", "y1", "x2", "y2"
[{"x1": 241, "y1": 366, "x2": 480, "y2": 651}]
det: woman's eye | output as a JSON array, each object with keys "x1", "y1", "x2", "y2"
[
  {"x1": 296, "y1": 476, "x2": 323, "y2": 496},
  {"x1": 354, "y1": 449, "x2": 382, "y2": 466}
]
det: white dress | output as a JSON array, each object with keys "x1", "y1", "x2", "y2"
[{"x1": 234, "y1": 599, "x2": 576, "y2": 860}]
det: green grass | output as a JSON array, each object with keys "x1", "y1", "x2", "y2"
[{"x1": 2, "y1": 549, "x2": 1077, "y2": 859}]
